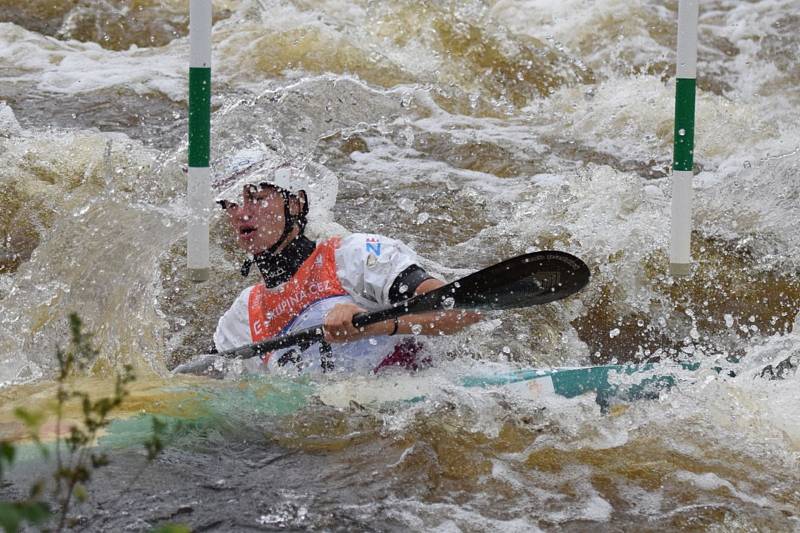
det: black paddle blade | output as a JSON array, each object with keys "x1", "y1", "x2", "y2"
[
  {"x1": 353, "y1": 251, "x2": 590, "y2": 328},
  {"x1": 419, "y1": 250, "x2": 589, "y2": 311}
]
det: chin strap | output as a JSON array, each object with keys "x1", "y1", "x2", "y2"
[{"x1": 267, "y1": 188, "x2": 305, "y2": 255}]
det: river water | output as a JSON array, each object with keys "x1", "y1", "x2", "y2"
[{"x1": 1, "y1": 0, "x2": 799, "y2": 530}]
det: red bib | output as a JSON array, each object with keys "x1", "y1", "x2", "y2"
[{"x1": 247, "y1": 238, "x2": 347, "y2": 344}]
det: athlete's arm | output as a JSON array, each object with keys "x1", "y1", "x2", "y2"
[
  {"x1": 323, "y1": 277, "x2": 481, "y2": 343},
  {"x1": 325, "y1": 233, "x2": 480, "y2": 342},
  {"x1": 391, "y1": 278, "x2": 482, "y2": 336}
]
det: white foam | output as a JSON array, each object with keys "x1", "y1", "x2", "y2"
[
  {"x1": 674, "y1": 471, "x2": 778, "y2": 509},
  {"x1": 0, "y1": 121, "x2": 182, "y2": 384},
  {"x1": 0, "y1": 22, "x2": 187, "y2": 100},
  {"x1": 525, "y1": 74, "x2": 789, "y2": 169},
  {"x1": 531, "y1": 173, "x2": 567, "y2": 187},
  {"x1": 0, "y1": 102, "x2": 22, "y2": 137},
  {"x1": 362, "y1": 496, "x2": 544, "y2": 532},
  {"x1": 490, "y1": 0, "x2": 674, "y2": 76}
]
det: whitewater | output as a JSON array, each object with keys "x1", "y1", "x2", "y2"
[{"x1": 1, "y1": 0, "x2": 798, "y2": 530}]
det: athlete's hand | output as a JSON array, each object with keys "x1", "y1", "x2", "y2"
[{"x1": 323, "y1": 302, "x2": 373, "y2": 343}]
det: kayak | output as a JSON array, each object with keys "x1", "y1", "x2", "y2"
[
  {"x1": 173, "y1": 352, "x2": 692, "y2": 406},
  {"x1": 96, "y1": 357, "x2": 773, "y2": 450},
  {"x1": 314, "y1": 362, "x2": 690, "y2": 409},
  {"x1": 19, "y1": 354, "x2": 790, "y2": 452}
]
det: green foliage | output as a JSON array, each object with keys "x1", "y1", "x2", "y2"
[
  {"x1": 11, "y1": 408, "x2": 44, "y2": 433},
  {"x1": 0, "y1": 443, "x2": 15, "y2": 479},
  {"x1": 0, "y1": 313, "x2": 173, "y2": 532},
  {"x1": 144, "y1": 417, "x2": 168, "y2": 460},
  {"x1": 0, "y1": 501, "x2": 50, "y2": 533}
]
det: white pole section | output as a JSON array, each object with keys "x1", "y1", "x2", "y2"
[
  {"x1": 188, "y1": 0, "x2": 212, "y2": 282},
  {"x1": 669, "y1": 0, "x2": 699, "y2": 277}
]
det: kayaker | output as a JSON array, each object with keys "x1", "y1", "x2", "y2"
[{"x1": 210, "y1": 148, "x2": 479, "y2": 375}]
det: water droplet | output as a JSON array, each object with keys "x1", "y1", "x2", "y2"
[
  {"x1": 609, "y1": 328, "x2": 620, "y2": 338},
  {"x1": 724, "y1": 314, "x2": 734, "y2": 328},
  {"x1": 368, "y1": 338, "x2": 378, "y2": 345},
  {"x1": 637, "y1": 319, "x2": 644, "y2": 327},
  {"x1": 398, "y1": 198, "x2": 416, "y2": 214},
  {"x1": 442, "y1": 296, "x2": 455, "y2": 309},
  {"x1": 501, "y1": 346, "x2": 511, "y2": 354},
  {"x1": 398, "y1": 284, "x2": 408, "y2": 294},
  {"x1": 411, "y1": 324, "x2": 423, "y2": 335},
  {"x1": 678, "y1": 128, "x2": 686, "y2": 136}
]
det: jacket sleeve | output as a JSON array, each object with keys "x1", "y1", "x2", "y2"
[
  {"x1": 213, "y1": 286, "x2": 254, "y2": 352},
  {"x1": 334, "y1": 233, "x2": 422, "y2": 309}
]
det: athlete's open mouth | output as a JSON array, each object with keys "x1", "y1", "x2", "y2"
[{"x1": 239, "y1": 225, "x2": 257, "y2": 237}]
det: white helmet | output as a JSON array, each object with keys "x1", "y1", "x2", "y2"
[{"x1": 212, "y1": 147, "x2": 339, "y2": 240}]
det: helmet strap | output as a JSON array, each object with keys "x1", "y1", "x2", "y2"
[{"x1": 266, "y1": 189, "x2": 304, "y2": 254}]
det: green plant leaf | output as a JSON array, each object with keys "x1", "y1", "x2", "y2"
[
  {"x1": 29, "y1": 481, "x2": 45, "y2": 500},
  {"x1": 150, "y1": 524, "x2": 191, "y2": 533},
  {"x1": 0, "y1": 501, "x2": 51, "y2": 533},
  {"x1": 13, "y1": 408, "x2": 44, "y2": 432},
  {"x1": 74, "y1": 483, "x2": 88, "y2": 503},
  {"x1": 90, "y1": 452, "x2": 109, "y2": 469},
  {"x1": 0, "y1": 441, "x2": 15, "y2": 477},
  {"x1": 0, "y1": 502, "x2": 22, "y2": 533}
]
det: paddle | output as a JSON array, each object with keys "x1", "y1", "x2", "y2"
[{"x1": 205, "y1": 250, "x2": 590, "y2": 362}]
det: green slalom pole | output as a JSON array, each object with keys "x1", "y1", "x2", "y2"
[
  {"x1": 669, "y1": 0, "x2": 699, "y2": 277},
  {"x1": 187, "y1": 0, "x2": 212, "y2": 282}
]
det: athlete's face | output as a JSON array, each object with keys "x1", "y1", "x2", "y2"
[{"x1": 223, "y1": 184, "x2": 286, "y2": 255}]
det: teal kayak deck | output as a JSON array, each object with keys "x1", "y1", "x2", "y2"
[{"x1": 460, "y1": 363, "x2": 686, "y2": 407}]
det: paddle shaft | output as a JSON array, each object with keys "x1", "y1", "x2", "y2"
[{"x1": 216, "y1": 305, "x2": 433, "y2": 359}]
